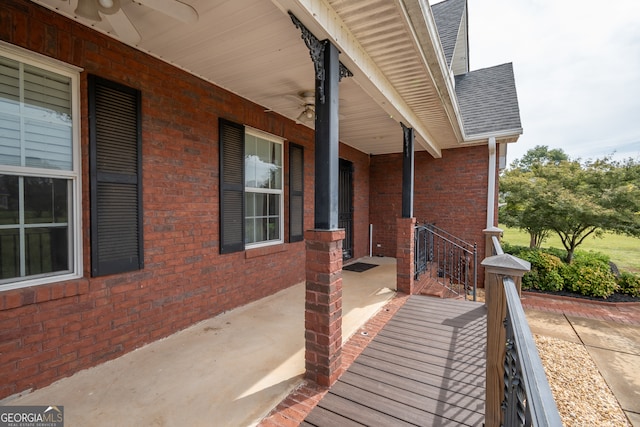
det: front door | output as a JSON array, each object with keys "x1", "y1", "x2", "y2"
[{"x1": 339, "y1": 159, "x2": 354, "y2": 260}]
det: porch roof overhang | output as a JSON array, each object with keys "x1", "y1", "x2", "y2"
[{"x1": 29, "y1": 0, "x2": 512, "y2": 159}]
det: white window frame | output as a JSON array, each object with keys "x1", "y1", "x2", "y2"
[
  {"x1": 0, "y1": 42, "x2": 83, "y2": 291},
  {"x1": 244, "y1": 127, "x2": 284, "y2": 249}
]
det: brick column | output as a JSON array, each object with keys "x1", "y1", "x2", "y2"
[
  {"x1": 304, "y1": 229, "x2": 345, "y2": 387},
  {"x1": 396, "y1": 217, "x2": 416, "y2": 294}
]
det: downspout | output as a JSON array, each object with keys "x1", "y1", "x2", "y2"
[{"x1": 486, "y1": 137, "x2": 497, "y2": 228}]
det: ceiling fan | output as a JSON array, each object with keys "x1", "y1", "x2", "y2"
[
  {"x1": 286, "y1": 91, "x2": 315, "y2": 124},
  {"x1": 73, "y1": 0, "x2": 198, "y2": 44}
]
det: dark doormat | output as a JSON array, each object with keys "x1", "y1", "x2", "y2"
[{"x1": 343, "y1": 262, "x2": 378, "y2": 273}]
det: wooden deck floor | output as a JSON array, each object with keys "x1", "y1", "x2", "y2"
[{"x1": 303, "y1": 295, "x2": 487, "y2": 427}]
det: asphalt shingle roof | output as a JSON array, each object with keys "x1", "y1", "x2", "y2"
[
  {"x1": 431, "y1": 0, "x2": 466, "y2": 67},
  {"x1": 454, "y1": 63, "x2": 523, "y2": 137}
]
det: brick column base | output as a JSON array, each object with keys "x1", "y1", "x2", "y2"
[
  {"x1": 304, "y1": 229, "x2": 345, "y2": 387},
  {"x1": 396, "y1": 217, "x2": 416, "y2": 294}
]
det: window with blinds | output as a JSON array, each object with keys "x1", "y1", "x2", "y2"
[
  {"x1": 0, "y1": 49, "x2": 79, "y2": 289},
  {"x1": 0, "y1": 56, "x2": 72, "y2": 170},
  {"x1": 88, "y1": 75, "x2": 143, "y2": 276},
  {"x1": 219, "y1": 119, "x2": 286, "y2": 253}
]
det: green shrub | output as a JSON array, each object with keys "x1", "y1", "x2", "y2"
[
  {"x1": 618, "y1": 272, "x2": 640, "y2": 297},
  {"x1": 573, "y1": 250, "x2": 611, "y2": 265},
  {"x1": 501, "y1": 242, "x2": 527, "y2": 255},
  {"x1": 543, "y1": 246, "x2": 568, "y2": 262},
  {"x1": 515, "y1": 249, "x2": 565, "y2": 292},
  {"x1": 561, "y1": 257, "x2": 618, "y2": 298},
  {"x1": 502, "y1": 242, "x2": 635, "y2": 299}
]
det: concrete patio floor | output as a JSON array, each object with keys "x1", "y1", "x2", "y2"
[{"x1": 4, "y1": 257, "x2": 397, "y2": 427}]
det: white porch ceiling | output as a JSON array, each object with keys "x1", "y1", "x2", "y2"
[{"x1": 31, "y1": 0, "x2": 469, "y2": 157}]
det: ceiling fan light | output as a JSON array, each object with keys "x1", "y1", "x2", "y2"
[
  {"x1": 305, "y1": 107, "x2": 314, "y2": 119},
  {"x1": 75, "y1": 0, "x2": 102, "y2": 21},
  {"x1": 98, "y1": 0, "x2": 120, "y2": 15}
]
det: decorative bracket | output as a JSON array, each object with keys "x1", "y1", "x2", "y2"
[
  {"x1": 289, "y1": 12, "x2": 352, "y2": 104},
  {"x1": 401, "y1": 123, "x2": 413, "y2": 158}
]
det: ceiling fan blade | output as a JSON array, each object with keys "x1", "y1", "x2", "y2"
[
  {"x1": 105, "y1": 10, "x2": 141, "y2": 44},
  {"x1": 138, "y1": 0, "x2": 198, "y2": 24}
]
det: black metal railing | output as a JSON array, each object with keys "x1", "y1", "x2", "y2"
[
  {"x1": 414, "y1": 223, "x2": 477, "y2": 301},
  {"x1": 502, "y1": 276, "x2": 562, "y2": 426}
]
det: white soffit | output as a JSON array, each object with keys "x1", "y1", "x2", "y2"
[{"x1": 27, "y1": 0, "x2": 467, "y2": 156}]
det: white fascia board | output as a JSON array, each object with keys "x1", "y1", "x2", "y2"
[
  {"x1": 461, "y1": 128, "x2": 524, "y2": 145},
  {"x1": 400, "y1": 0, "x2": 466, "y2": 142},
  {"x1": 271, "y1": 0, "x2": 442, "y2": 158}
]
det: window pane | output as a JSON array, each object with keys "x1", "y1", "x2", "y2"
[
  {"x1": 0, "y1": 57, "x2": 20, "y2": 106},
  {"x1": 25, "y1": 227, "x2": 69, "y2": 276},
  {"x1": 245, "y1": 134, "x2": 257, "y2": 156},
  {"x1": 268, "y1": 194, "x2": 279, "y2": 216},
  {"x1": 245, "y1": 218, "x2": 254, "y2": 244},
  {"x1": 257, "y1": 138, "x2": 271, "y2": 164},
  {"x1": 245, "y1": 154, "x2": 257, "y2": 188},
  {"x1": 245, "y1": 192, "x2": 254, "y2": 216},
  {"x1": 0, "y1": 228, "x2": 19, "y2": 279},
  {"x1": 0, "y1": 60, "x2": 72, "y2": 170},
  {"x1": 246, "y1": 136, "x2": 282, "y2": 190},
  {"x1": 25, "y1": 118, "x2": 72, "y2": 170},
  {"x1": 267, "y1": 218, "x2": 279, "y2": 241},
  {"x1": 23, "y1": 64, "x2": 72, "y2": 118},
  {"x1": 272, "y1": 165, "x2": 282, "y2": 190},
  {"x1": 273, "y1": 143, "x2": 281, "y2": 166},
  {"x1": 255, "y1": 217, "x2": 266, "y2": 242},
  {"x1": 24, "y1": 177, "x2": 68, "y2": 224},
  {"x1": 0, "y1": 57, "x2": 21, "y2": 167},
  {"x1": 255, "y1": 193, "x2": 267, "y2": 216},
  {"x1": 0, "y1": 113, "x2": 21, "y2": 167},
  {"x1": 0, "y1": 175, "x2": 18, "y2": 225}
]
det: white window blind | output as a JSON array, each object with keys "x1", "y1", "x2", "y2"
[{"x1": 0, "y1": 57, "x2": 72, "y2": 170}]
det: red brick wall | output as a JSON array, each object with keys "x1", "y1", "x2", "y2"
[
  {"x1": 0, "y1": 0, "x2": 371, "y2": 399},
  {"x1": 370, "y1": 146, "x2": 492, "y2": 281}
]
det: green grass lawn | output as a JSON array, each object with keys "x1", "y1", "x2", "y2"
[{"x1": 499, "y1": 225, "x2": 640, "y2": 274}]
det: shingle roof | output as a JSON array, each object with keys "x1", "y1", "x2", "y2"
[
  {"x1": 431, "y1": 0, "x2": 466, "y2": 67},
  {"x1": 454, "y1": 63, "x2": 523, "y2": 137}
]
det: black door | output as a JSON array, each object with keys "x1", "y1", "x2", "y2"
[{"x1": 339, "y1": 159, "x2": 354, "y2": 260}]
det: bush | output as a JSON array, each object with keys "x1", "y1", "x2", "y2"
[
  {"x1": 515, "y1": 249, "x2": 565, "y2": 292},
  {"x1": 502, "y1": 242, "x2": 626, "y2": 299},
  {"x1": 561, "y1": 256, "x2": 618, "y2": 299},
  {"x1": 618, "y1": 272, "x2": 640, "y2": 297}
]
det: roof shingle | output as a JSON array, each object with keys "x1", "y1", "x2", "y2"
[
  {"x1": 454, "y1": 63, "x2": 523, "y2": 137},
  {"x1": 431, "y1": 0, "x2": 466, "y2": 67}
]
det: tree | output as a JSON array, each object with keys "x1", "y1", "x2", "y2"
[
  {"x1": 501, "y1": 152, "x2": 640, "y2": 263},
  {"x1": 501, "y1": 146, "x2": 570, "y2": 248},
  {"x1": 509, "y1": 145, "x2": 569, "y2": 171},
  {"x1": 500, "y1": 168, "x2": 551, "y2": 248}
]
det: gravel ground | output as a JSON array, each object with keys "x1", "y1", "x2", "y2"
[{"x1": 533, "y1": 334, "x2": 631, "y2": 427}]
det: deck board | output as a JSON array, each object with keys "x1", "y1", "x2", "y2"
[{"x1": 303, "y1": 295, "x2": 487, "y2": 427}]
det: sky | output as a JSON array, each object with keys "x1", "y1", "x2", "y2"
[{"x1": 464, "y1": 0, "x2": 640, "y2": 165}]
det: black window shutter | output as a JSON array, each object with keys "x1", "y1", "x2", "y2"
[
  {"x1": 219, "y1": 119, "x2": 245, "y2": 254},
  {"x1": 89, "y1": 75, "x2": 143, "y2": 276},
  {"x1": 289, "y1": 143, "x2": 304, "y2": 242}
]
